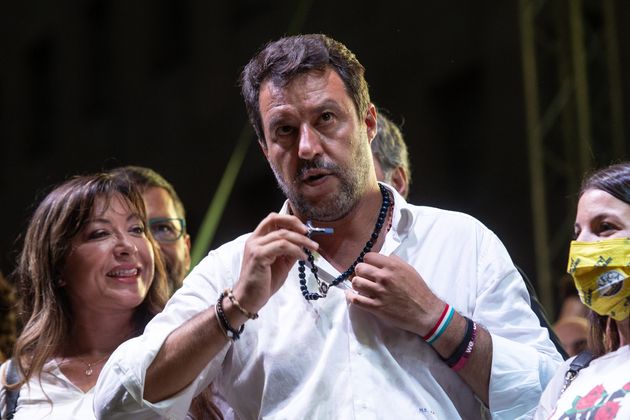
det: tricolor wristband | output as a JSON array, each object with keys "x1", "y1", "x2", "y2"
[{"x1": 422, "y1": 303, "x2": 455, "y2": 344}]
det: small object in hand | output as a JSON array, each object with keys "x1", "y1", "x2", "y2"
[{"x1": 305, "y1": 220, "x2": 334, "y2": 237}]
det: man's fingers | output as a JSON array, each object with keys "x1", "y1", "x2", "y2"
[
  {"x1": 254, "y1": 212, "x2": 308, "y2": 236},
  {"x1": 345, "y1": 288, "x2": 380, "y2": 310},
  {"x1": 254, "y1": 227, "x2": 318, "y2": 251},
  {"x1": 361, "y1": 251, "x2": 391, "y2": 268},
  {"x1": 354, "y1": 261, "x2": 382, "y2": 281},
  {"x1": 350, "y1": 275, "x2": 385, "y2": 298},
  {"x1": 248, "y1": 239, "x2": 309, "y2": 266}
]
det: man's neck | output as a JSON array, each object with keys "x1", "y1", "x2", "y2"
[{"x1": 296, "y1": 183, "x2": 388, "y2": 273}]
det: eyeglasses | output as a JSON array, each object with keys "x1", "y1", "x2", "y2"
[{"x1": 148, "y1": 217, "x2": 186, "y2": 243}]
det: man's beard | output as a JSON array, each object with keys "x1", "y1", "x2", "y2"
[
  {"x1": 164, "y1": 255, "x2": 187, "y2": 295},
  {"x1": 269, "y1": 146, "x2": 372, "y2": 222}
]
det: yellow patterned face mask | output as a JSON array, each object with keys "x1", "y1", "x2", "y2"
[{"x1": 567, "y1": 238, "x2": 630, "y2": 321}]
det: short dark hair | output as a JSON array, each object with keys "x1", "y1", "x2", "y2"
[
  {"x1": 240, "y1": 34, "x2": 370, "y2": 145},
  {"x1": 371, "y1": 111, "x2": 411, "y2": 197},
  {"x1": 110, "y1": 166, "x2": 186, "y2": 219}
]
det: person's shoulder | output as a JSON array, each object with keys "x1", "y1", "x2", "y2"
[
  {"x1": 212, "y1": 232, "x2": 252, "y2": 252},
  {"x1": 406, "y1": 203, "x2": 488, "y2": 231},
  {"x1": 594, "y1": 344, "x2": 630, "y2": 364},
  {"x1": 191, "y1": 232, "x2": 254, "y2": 276}
]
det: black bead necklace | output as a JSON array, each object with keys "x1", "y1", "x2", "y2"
[{"x1": 298, "y1": 184, "x2": 392, "y2": 301}]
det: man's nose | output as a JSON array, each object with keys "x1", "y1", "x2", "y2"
[{"x1": 297, "y1": 124, "x2": 323, "y2": 160}]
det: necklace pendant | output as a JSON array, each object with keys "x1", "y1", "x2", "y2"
[
  {"x1": 318, "y1": 282, "x2": 329, "y2": 295},
  {"x1": 85, "y1": 365, "x2": 93, "y2": 376},
  {"x1": 298, "y1": 184, "x2": 391, "y2": 302}
]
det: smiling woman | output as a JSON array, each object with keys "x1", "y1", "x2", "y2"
[{"x1": 0, "y1": 173, "x2": 169, "y2": 419}]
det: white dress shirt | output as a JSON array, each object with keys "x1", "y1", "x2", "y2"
[{"x1": 94, "y1": 185, "x2": 562, "y2": 420}]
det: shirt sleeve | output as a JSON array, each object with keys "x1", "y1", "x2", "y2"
[
  {"x1": 94, "y1": 246, "x2": 238, "y2": 420},
  {"x1": 474, "y1": 229, "x2": 564, "y2": 419}
]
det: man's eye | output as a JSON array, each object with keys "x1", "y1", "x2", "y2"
[
  {"x1": 321, "y1": 112, "x2": 333, "y2": 122},
  {"x1": 152, "y1": 223, "x2": 175, "y2": 234},
  {"x1": 276, "y1": 125, "x2": 294, "y2": 136}
]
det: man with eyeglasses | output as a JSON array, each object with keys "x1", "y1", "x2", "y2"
[{"x1": 110, "y1": 166, "x2": 191, "y2": 294}]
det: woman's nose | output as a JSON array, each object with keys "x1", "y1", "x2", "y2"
[
  {"x1": 575, "y1": 230, "x2": 597, "y2": 242},
  {"x1": 114, "y1": 234, "x2": 138, "y2": 256}
]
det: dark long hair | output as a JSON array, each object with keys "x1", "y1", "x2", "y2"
[{"x1": 579, "y1": 162, "x2": 630, "y2": 357}]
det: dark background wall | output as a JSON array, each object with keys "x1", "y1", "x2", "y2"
[{"x1": 1, "y1": 0, "x2": 628, "y2": 317}]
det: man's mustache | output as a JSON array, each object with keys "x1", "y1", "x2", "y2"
[{"x1": 295, "y1": 158, "x2": 339, "y2": 181}]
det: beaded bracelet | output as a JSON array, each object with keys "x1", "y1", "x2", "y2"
[
  {"x1": 214, "y1": 304, "x2": 228, "y2": 339},
  {"x1": 422, "y1": 303, "x2": 455, "y2": 344},
  {"x1": 226, "y1": 288, "x2": 258, "y2": 320},
  {"x1": 442, "y1": 316, "x2": 475, "y2": 369},
  {"x1": 451, "y1": 321, "x2": 477, "y2": 372},
  {"x1": 216, "y1": 290, "x2": 244, "y2": 341}
]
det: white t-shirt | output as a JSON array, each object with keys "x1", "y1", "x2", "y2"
[{"x1": 535, "y1": 345, "x2": 630, "y2": 419}]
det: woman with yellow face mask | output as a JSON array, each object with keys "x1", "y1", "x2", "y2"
[{"x1": 536, "y1": 163, "x2": 630, "y2": 419}]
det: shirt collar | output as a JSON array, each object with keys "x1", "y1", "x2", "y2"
[{"x1": 379, "y1": 182, "x2": 413, "y2": 247}]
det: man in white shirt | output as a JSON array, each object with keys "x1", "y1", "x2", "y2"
[{"x1": 94, "y1": 34, "x2": 562, "y2": 419}]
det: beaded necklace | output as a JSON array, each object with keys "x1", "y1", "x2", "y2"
[{"x1": 298, "y1": 184, "x2": 392, "y2": 300}]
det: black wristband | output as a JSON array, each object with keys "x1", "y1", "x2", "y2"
[
  {"x1": 216, "y1": 290, "x2": 244, "y2": 340},
  {"x1": 442, "y1": 316, "x2": 474, "y2": 367}
]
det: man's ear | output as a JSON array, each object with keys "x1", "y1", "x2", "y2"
[
  {"x1": 184, "y1": 233, "x2": 192, "y2": 272},
  {"x1": 365, "y1": 103, "x2": 377, "y2": 143},
  {"x1": 390, "y1": 166, "x2": 409, "y2": 199},
  {"x1": 258, "y1": 138, "x2": 269, "y2": 159}
]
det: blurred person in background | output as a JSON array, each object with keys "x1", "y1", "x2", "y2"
[
  {"x1": 0, "y1": 271, "x2": 16, "y2": 363},
  {"x1": 552, "y1": 316, "x2": 589, "y2": 357},
  {"x1": 371, "y1": 110, "x2": 411, "y2": 199}
]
